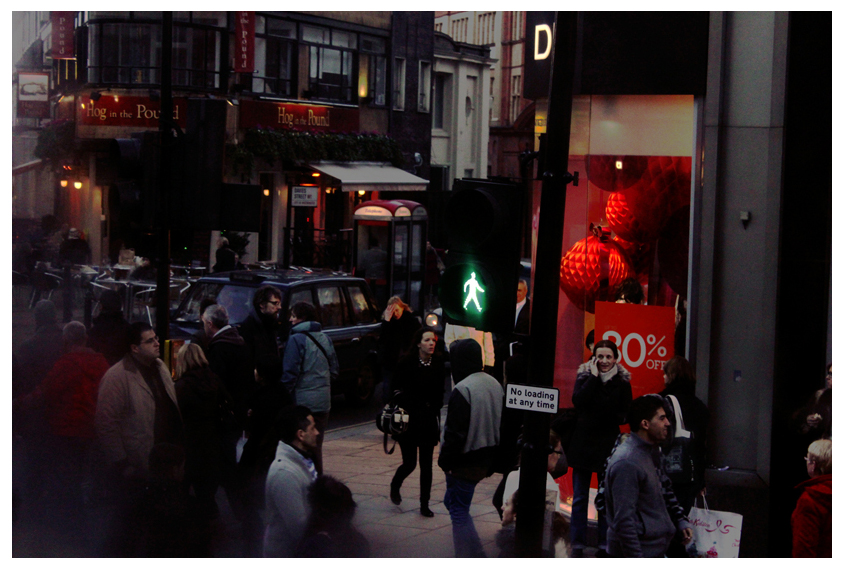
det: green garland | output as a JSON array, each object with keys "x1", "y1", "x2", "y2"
[{"x1": 227, "y1": 128, "x2": 405, "y2": 174}]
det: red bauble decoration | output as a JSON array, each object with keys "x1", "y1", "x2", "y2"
[
  {"x1": 560, "y1": 225, "x2": 635, "y2": 313},
  {"x1": 605, "y1": 156, "x2": 691, "y2": 243},
  {"x1": 587, "y1": 155, "x2": 650, "y2": 193}
]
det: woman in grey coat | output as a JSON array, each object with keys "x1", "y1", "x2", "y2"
[{"x1": 281, "y1": 301, "x2": 339, "y2": 475}]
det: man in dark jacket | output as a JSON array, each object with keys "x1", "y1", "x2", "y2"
[
  {"x1": 439, "y1": 339, "x2": 503, "y2": 557},
  {"x1": 89, "y1": 289, "x2": 131, "y2": 366},
  {"x1": 604, "y1": 395, "x2": 692, "y2": 557},
  {"x1": 238, "y1": 285, "x2": 284, "y2": 383},
  {"x1": 203, "y1": 304, "x2": 254, "y2": 422}
]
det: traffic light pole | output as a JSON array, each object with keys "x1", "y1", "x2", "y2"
[
  {"x1": 155, "y1": 11, "x2": 173, "y2": 344},
  {"x1": 515, "y1": 12, "x2": 578, "y2": 557}
]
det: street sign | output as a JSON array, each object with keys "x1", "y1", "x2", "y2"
[
  {"x1": 292, "y1": 185, "x2": 318, "y2": 207},
  {"x1": 506, "y1": 383, "x2": 559, "y2": 413}
]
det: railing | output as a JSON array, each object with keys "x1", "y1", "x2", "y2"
[{"x1": 282, "y1": 228, "x2": 353, "y2": 273}]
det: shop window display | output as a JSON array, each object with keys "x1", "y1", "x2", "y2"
[{"x1": 551, "y1": 94, "x2": 695, "y2": 526}]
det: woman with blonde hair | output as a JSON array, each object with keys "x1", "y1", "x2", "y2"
[
  {"x1": 174, "y1": 342, "x2": 234, "y2": 519},
  {"x1": 792, "y1": 439, "x2": 832, "y2": 557}
]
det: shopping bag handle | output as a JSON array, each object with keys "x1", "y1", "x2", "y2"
[{"x1": 694, "y1": 494, "x2": 710, "y2": 512}]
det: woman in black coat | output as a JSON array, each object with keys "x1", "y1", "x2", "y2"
[
  {"x1": 389, "y1": 326, "x2": 445, "y2": 517},
  {"x1": 659, "y1": 355, "x2": 709, "y2": 514},
  {"x1": 174, "y1": 342, "x2": 234, "y2": 520},
  {"x1": 378, "y1": 296, "x2": 421, "y2": 403},
  {"x1": 568, "y1": 339, "x2": 632, "y2": 557}
]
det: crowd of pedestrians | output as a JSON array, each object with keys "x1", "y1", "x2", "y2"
[{"x1": 12, "y1": 272, "x2": 832, "y2": 558}]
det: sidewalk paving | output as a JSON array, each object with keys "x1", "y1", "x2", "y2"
[{"x1": 322, "y1": 416, "x2": 505, "y2": 558}]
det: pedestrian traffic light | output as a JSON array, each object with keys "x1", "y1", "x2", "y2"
[{"x1": 440, "y1": 178, "x2": 523, "y2": 332}]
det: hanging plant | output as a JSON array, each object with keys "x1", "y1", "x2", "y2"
[
  {"x1": 34, "y1": 119, "x2": 76, "y2": 166},
  {"x1": 226, "y1": 128, "x2": 405, "y2": 174}
]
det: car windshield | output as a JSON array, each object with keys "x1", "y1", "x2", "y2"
[{"x1": 174, "y1": 282, "x2": 255, "y2": 325}]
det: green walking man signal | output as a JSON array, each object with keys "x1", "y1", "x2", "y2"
[{"x1": 463, "y1": 272, "x2": 486, "y2": 312}]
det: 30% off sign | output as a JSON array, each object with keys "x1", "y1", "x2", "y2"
[{"x1": 594, "y1": 302, "x2": 676, "y2": 398}]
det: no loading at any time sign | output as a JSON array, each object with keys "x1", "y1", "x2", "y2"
[{"x1": 505, "y1": 384, "x2": 559, "y2": 413}]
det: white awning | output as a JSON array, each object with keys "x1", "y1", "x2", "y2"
[{"x1": 309, "y1": 161, "x2": 428, "y2": 192}]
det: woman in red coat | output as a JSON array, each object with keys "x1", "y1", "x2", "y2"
[{"x1": 792, "y1": 439, "x2": 832, "y2": 557}]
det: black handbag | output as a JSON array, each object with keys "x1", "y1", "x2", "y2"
[
  {"x1": 375, "y1": 396, "x2": 409, "y2": 454},
  {"x1": 663, "y1": 394, "x2": 696, "y2": 485}
]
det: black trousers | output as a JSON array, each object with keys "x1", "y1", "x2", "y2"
[{"x1": 391, "y1": 439, "x2": 435, "y2": 504}]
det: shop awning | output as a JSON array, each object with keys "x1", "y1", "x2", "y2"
[{"x1": 308, "y1": 161, "x2": 428, "y2": 192}]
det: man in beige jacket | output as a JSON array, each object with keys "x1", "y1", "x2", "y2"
[{"x1": 96, "y1": 322, "x2": 182, "y2": 484}]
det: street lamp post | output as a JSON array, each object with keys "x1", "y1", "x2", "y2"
[{"x1": 155, "y1": 11, "x2": 173, "y2": 344}]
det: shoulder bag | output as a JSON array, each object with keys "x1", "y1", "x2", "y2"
[{"x1": 663, "y1": 393, "x2": 695, "y2": 486}]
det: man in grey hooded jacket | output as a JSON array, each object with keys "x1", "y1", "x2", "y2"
[
  {"x1": 439, "y1": 338, "x2": 503, "y2": 557},
  {"x1": 281, "y1": 301, "x2": 338, "y2": 475}
]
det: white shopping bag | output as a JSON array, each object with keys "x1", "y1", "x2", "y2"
[{"x1": 688, "y1": 496, "x2": 743, "y2": 558}]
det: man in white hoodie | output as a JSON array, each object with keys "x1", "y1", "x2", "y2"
[{"x1": 263, "y1": 405, "x2": 320, "y2": 557}]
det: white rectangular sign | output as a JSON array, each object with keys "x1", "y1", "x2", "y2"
[
  {"x1": 291, "y1": 185, "x2": 318, "y2": 207},
  {"x1": 505, "y1": 383, "x2": 559, "y2": 413}
]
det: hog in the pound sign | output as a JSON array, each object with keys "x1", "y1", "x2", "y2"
[{"x1": 463, "y1": 272, "x2": 485, "y2": 312}]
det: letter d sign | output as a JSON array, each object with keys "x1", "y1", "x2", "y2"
[{"x1": 534, "y1": 24, "x2": 552, "y2": 60}]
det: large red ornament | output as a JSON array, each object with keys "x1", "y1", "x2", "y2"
[
  {"x1": 560, "y1": 225, "x2": 635, "y2": 313},
  {"x1": 605, "y1": 156, "x2": 691, "y2": 243},
  {"x1": 587, "y1": 155, "x2": 649, "y2": 193}
]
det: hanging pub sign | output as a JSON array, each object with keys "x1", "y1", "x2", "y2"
[
  {"x1": 234, "y1": 11, "x2": 255, "y2": 73},
  {"x1": 51, "y1": 11, "x2": 76, "y2": 59},
  {"x1": 17, "y1": 72, "x2": 50, "y2": 119},
  {"x1": 239, "y1": 99, "x2": 359, "y2": 132},
  {"x1": 78, "y1": 96, "x2": 188, "y2": 129}
]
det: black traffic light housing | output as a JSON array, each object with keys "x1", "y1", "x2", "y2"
[{"x1": 440, "y1": 178, "x2": 524, "y2": 332}]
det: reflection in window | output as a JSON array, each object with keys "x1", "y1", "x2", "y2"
[
  {"x1": 317, "y1": 286, "x2": 346, "y2": 328},
  {"x1": 348, "y1": 286, "x2": 375, "y2": 324}
]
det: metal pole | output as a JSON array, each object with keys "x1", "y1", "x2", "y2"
[
  {"x1": 155, "y1": 11, "x2": 173, "y2": 343},
  {"x1": 514, "y1": 12, "x2": 578, "y2": 557}
]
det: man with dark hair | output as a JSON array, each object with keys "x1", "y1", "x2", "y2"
[
  {"x1": 263, "y1": 405, "x2": 320, "y2": 557},
  {"x1": 604, "y1": 395, "x2": 692, "y2": 557},
  {"x1": 96, "y1": 322, "x2": 182, "y2": 484},
  {"x1": 282, "y1": 301, "x2": 338, "y2": 475},
  {"x1": 439, "y1": 339, "x2": 503, "y2": 557},
  {"x1": 239, "y1": 285, "x2": 285, "y2": 383}
]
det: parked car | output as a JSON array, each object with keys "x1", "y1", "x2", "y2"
[{"x1": 170, "y1": 269, "x2": 382, "y2": 405}]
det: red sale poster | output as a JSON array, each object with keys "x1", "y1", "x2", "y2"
[{"x1": 594, "y1": 301, "x2": 676, "y2": 399}]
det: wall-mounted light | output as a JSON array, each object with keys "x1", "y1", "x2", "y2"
[
  {"x1": 113, "y1": 94, "x2": 119, "y2": 102},
  {"x1": 263, "y1": 188, "x2": 270, "y2": 197},
  {"x1": 311, "y1": 172, "x2": 320, "y2": 178},
  {"x1": 74, "y1": 181, "x2": 83, "y2": 189},
  {"x1": 358, "y1": 190, "x2": 366, "y2": 196},
  {"x1": 60, "y1": 179, "x2": 68, "y2": 188},
  {"x1": 616, "y1": 160, "x2": 623, "y2": 170}
]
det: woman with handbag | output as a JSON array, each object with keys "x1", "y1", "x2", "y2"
[
  {"x1": 389, "y1": 326, "x2": 445, "y2": 517},
  {"x1": 660, "y1": 356, "x2": 709, "y2": 514}
]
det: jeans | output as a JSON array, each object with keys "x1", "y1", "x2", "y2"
[
  {"x1": 570, "y1": 467, "x2": 608, "y2": 551},
  {"x1": 443, "y1": 473, "x2": 486, "y2": 557}
]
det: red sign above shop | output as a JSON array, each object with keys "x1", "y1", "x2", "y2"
[
  {"x1": 239, "y1": 99, "x2": 359, "y2": 132},
  {"x1": 234, "y1": 12, "x2": 256, "y2": 73},
  {"x1": 594, "y1": 301, "x2": 676, "y2": 399},
  {"x1": 78, "y1": 96, "x2": 188, "y2": 129},
  {"x1": 51, "y1": 12, "x2": 76, "y2": 59}
]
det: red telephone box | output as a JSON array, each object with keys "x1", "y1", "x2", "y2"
[{"x1": 353, "y1": 200, "x2": 427, "y2": 311}]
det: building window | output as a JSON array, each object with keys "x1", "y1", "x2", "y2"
[
  {"x1": 475, "y1": 12, "x2": 495, "y2": 45},
  {"x1": 435, "y1": 22, "x2": 443, "y2": 33},
  {"x1": 86, "y1": 13, "x2": 225, "y2": 88},
  {"x1": 302, "y1": 24, "x2": 356, "y2": 103},
  {"x1": 433, "y1": 72, "x2": 449, "y2": 130},
  {"x1": 393, "y1": 57, "x2": 405, "y2": 110},
  {"x1": 418, "y1": 61, "x2": 431, "y2": 112},
  {"x1": 360, "y1": 35, "x2": 386, "y2": 106},
  {"x1": 510, "y1": 74, "x2": 522, "y2": 123},
  {"x1": 451, "y1": 17, "x2": 469, "y2": 43},
  {"x1": 511, "y1": 11, "x2": 524, "y2": 41},
  {"x1": 252, "y1": 16, "x2": 297, "y2": 96}
]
